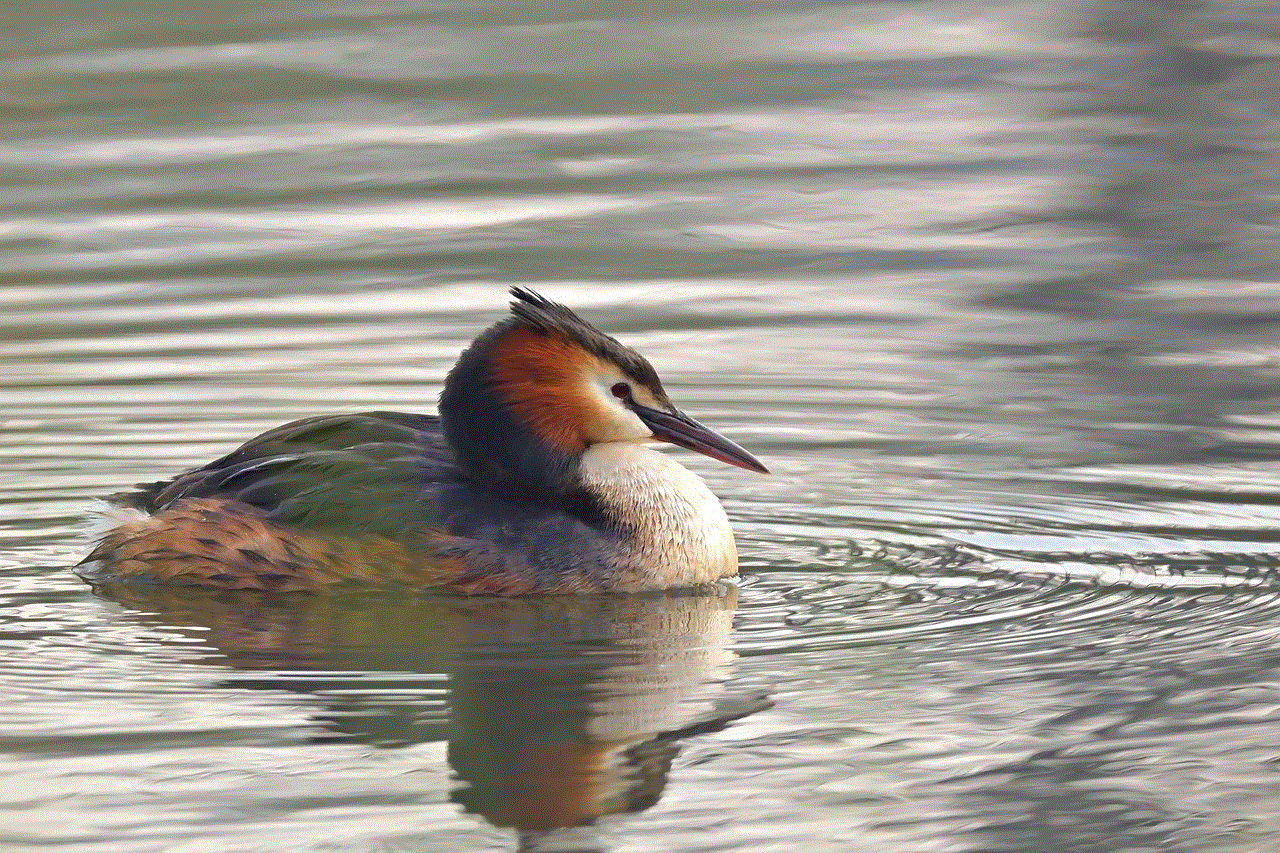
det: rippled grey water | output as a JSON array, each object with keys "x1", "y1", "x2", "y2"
[{"x1": 6, "y1": 2, "x2": 1280, "y2": 851}]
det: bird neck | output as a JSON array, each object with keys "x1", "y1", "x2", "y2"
[
  {"x1": 439, "y1": 326, "x2": 583, "y2": 498},
  {"x1": 577, "y1": 442, "x2": 738, "y2": 590}
]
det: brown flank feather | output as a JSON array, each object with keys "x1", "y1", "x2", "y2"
[{"x1": 87, "y1": 498, "x2": 608, "y2": 595}]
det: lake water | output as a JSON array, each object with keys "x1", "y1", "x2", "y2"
[{"x1": 6, "y1": 2, "x2": 1280, "y2": 851}]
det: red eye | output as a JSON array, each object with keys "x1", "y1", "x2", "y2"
[{"x1": 610, "y1": 382, "x2": 631, "y2": 399}]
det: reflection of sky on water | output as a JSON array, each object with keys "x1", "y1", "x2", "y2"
[{"x1": 970, "y1": 1, "x2": 1280, "y2": 478}]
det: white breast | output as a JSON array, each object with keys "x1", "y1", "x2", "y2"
[{"x1": 578, "y1": 442, "x2": 738, "y2": 590}]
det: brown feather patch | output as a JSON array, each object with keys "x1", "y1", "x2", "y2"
[
  {"x1": 85, "y1": 498, "x2": 566, "y2": 595},
  {"x1": 487, "y1": 326, "x2": 600, "y2": 453}
]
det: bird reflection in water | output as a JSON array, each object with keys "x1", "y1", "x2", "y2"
[{"x1": 91, "y1": 581, "x2": 768, "y2": 852}]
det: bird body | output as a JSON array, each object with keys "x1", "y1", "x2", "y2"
[{"x1": 82, "y1": 289, "x2": 766, "y2": 595}]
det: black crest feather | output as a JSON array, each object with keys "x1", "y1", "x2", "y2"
[{"x1": 507, "y1": 287, "x2": 665, "y2": 394}]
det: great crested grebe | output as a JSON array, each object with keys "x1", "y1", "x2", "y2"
[{"x1": 82, "y1": 289, "x2": 768, "y2": 595}]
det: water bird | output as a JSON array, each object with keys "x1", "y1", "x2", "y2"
[{"x1": 82, "y1": 289, "x2": 768, "y2": 594}]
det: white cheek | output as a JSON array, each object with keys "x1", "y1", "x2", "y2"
[
  {"x1": 584, "y1": 375, "x2": 655, "y2": 442},
  {"x1": 597, "y1": 402, "x2": 652, "y2": 442}
]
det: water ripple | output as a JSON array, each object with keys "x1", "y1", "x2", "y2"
[{"x1": 7, "y1": 1, "x2": 1280, "y2": 850}]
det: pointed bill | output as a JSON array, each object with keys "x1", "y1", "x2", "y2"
[{"x1": 631, "y1": 405, "x2": 769, "y2": 474}]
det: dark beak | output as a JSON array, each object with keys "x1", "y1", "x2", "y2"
[{"x1": 631, "y1": 404, "x2": 769, "y2": 474}]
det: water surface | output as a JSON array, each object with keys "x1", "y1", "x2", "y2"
[{"x1": 5, "y1": 2, "x2": 1280, "y2": 851}]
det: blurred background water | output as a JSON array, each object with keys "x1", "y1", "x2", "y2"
[{"x1": 5, "y1": 1, "x2": 1280, "y2": 851}]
